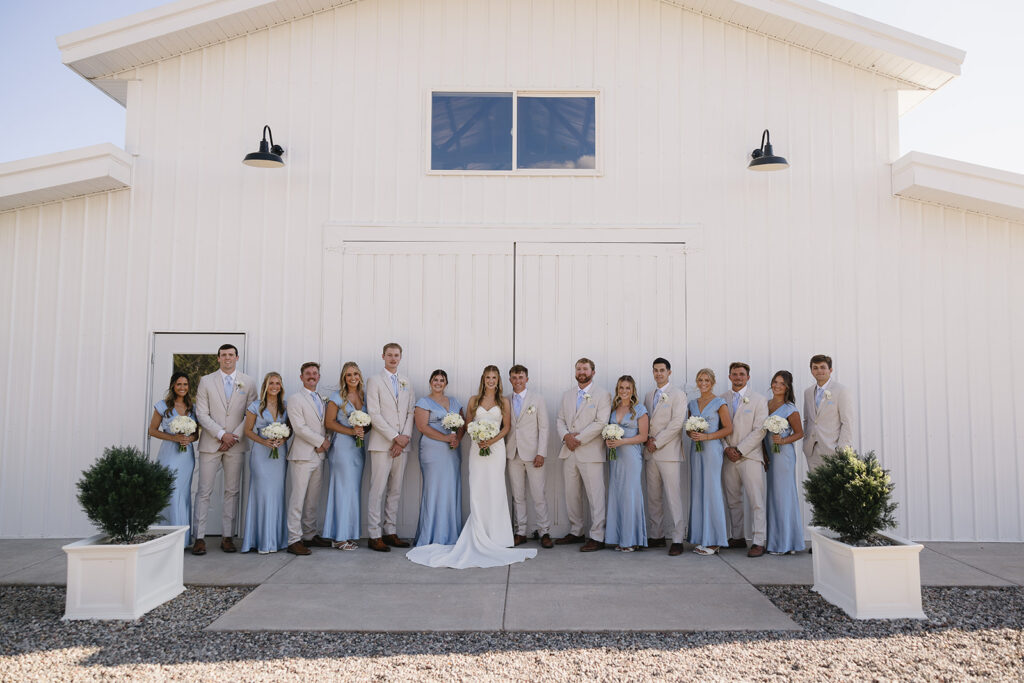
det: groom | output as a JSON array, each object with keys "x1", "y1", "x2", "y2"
[
  {"x1": 555, "y1": 358, "x2": 612, "y2": 552},
  {"x1": 365, "y1": 342, "x2": 415, "y2": 552},
  {"x1": 192, "y1": 343, "x2": 257, "y2": 555}
]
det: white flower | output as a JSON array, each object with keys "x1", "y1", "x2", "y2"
[
  {"x1": 261, "y1": 422, "x2": 291, "y2": 440},
  {"x1": 169, "y1": 415, "x2": 197, "y2": 436},
  {"x1": 467, "y1": 419, "x2": 500, "y2": 455},
  {"x1": 399, "y1": 379, "x2": 408, "y2": 390},
  {"x1": 441, "y1": 412, "x2": 464, "y2": 431},
  {"x1": 348, "y1": 410, "x2": 371, "y2": 427},
  {"x1": 824, "y1": 390, "x2": 832, "y2": 400},
  {"x1": 526, "y1": 405, "x2": 536, "y2": 415},
  {"x1": 684, "y1": 416, "x2": 709, "y2": 434},
  {"x1": 601, "y1": 424, "x2": 625, "y2": 440},
  {"x1": 583, "y1": 393, "x2": 592, "y2": 403},
  {"x1": 742, "y1": 396, "x2": 750, "y2": 404},
  {"x1": 235, "y1": 380, "x2": 245, "y2": 390},
  {"x1": 763, "y1": 415, "x2": 788, "y2": 435},
  {"x1": 659, "y1": 393, "x2": 668, "y2": 403}
]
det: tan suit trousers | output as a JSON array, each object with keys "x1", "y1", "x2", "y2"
[
  {"x1": 507, "y1": 454, "x2": 551, "y2": 535},
  {"x1": 645, "y1": 459, "x2": 686, "y2": 543},
  {"x1": 194, "y1": 450, "x2": 243, "y2": 539},
  {"x1": 722, "y1": 457, "x2": 766, "y2": 546},
  {"x1": 563, "y1": 451, "x2": 606, "y2": 541},
  {"x1": 367, "y1": 449, "x2": 407, "y2": 537},
  {"x1": 286, "y1": 458, "x2": 324, "y2": 545}
]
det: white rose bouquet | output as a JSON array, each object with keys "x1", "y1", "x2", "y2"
[
  {"x1": 168, "y1": 415, "x2": 197, "y2": 453},
  {"x1": 348, "y1": 410, "x2": 371, "y2": 447},
  {"x1": 261, "y1": 422, "x2": 291, "y2": 459},
  {"x1": 441, "y1": 412, "x2": 465, "y2": 449},
  {"x1": 763, "y1": 415, "x2": 789, "y2": 453},
  {"x1": 467, "y1": 420, "x2": 500, "y2": 456},
  {"x1": 602, "y1": 423, "x2": 625, "y2": 460},
  {"x1": 685, "y1": 416, "x2": 710, "y2": 451}
]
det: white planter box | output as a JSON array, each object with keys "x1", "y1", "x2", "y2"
[
  {"x1": 63, "y1": 525, "x2": 187, "y2": 620},
  {"x1": 809, "y1": 526, "x2": 925, "y2": 619}
]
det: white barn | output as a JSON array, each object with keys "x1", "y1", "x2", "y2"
[{"x1": 2, "y1": 0, "x2": 1022, "y2": 542}]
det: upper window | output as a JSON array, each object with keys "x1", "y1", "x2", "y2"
[{"x1": 430, "y1": 91, "x2": 597, "y2": 173}]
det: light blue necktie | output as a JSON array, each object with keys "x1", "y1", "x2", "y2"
[
  {"x1": 654, "y1": 388, "x2": 663, "y2": 412},
  {"x1": 391, "y1": 374, "x2": 399, "y2": 397},
  {"x1": 732, "y1": 392, "x2": 741, "y2": 415},
  {"x1": 815, "y1": 386, "x2": 824, "y2": 409},
  {"x1": 514, "y1": 393, "x2": 523, "y2": 417},
  {"x1": 223, "y1": 375, "x2": 233, "y2": 401},
  {"x1": 576, "y1": 389, "x2": 586, "y2": 410},
  {"x1": 312, "y1": 391, "x2": 323, "y2": 418}
]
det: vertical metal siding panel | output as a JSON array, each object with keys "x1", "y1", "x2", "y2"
[
  {"x1": 0, "y1": 212, "x2": 16, "y2": 535},
  {"x1": 1011, "y1": 222, "x2": 1024, "y2": 540},
  {"x1": 375, "y1": 2, "x2": 400, "y2": 223},
  {"x1": 395, "y1": 1, "x2": 423, "y2": 225},
  {"x1": 330, "y1": 5, "x2": 357, "y2": 224},
  {"x1": 942, "y1": 208, "x2": 971, "y2": 540}
]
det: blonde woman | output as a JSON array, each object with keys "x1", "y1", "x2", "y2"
[
  {"x1": 604, "y1": 375, "x2": 649, "y2": 552},
  {"x1": 407, "y1": 365, "x2": 537, "y2": 568},
  {"x1": 685, "y1": 368, "x2": 733, "y2": 555},
  {"x1": 324, "y1": 362, "x2": 368, "y2": 550},
  {"x1": 240, "y1": 372, "x2": 290, "y2": 553}
]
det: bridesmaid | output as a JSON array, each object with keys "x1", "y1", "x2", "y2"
[
  {"x1": 240, "y1": 372, "x2": 290, "y2": 554},
  {"x1": 324, "y1": 361, "x2": 369, "y2": 550},
  {"x1": 604, "y1": 375, "x2": 649, "y2": 552},
  {"x1": 764, "y1": 370, "x2": 806, "y2": 555},
  {"x1": 686, "y1": 368, "x2": 734, "y2": 556},
  {"x1": 147, "y1": 372, "x2": 198, "y2": 546},
  {"x1": 412, "y1": 369, "x2": 466, "y2": 547}
]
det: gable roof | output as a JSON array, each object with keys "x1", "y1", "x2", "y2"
[{"x1": 58, "y1": 0, "x2": 963, "y2": 106}]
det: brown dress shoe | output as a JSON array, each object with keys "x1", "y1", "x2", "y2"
[
  {"x1": 287, "y1": 541, "x2": 311, "y2": 556},
  {"x1": 513, "y1": 534, "x2": 527, "y2": 546},
  {"x1": 647, "y1": 537, "x2": 667, "y2": 548},
  {"x1": 191, "y1": 538, "x2": 207, "y2": 556},
  {"x1": 668, "y1": 543, "x2": 684, "y2": 556},
  {"x1": 728, "y1": 538, "x2": 748, "y2": 549},
  {"x1": 302, "y1": 535, "x2": 333, "y2": 548},
  {"x1": 580, "y1": 538, "x2": 606, "y2": 552},
  {"x1": 554, "y1": 533, "x2": 584, "y2": 545},
  {"x1": 747, "y1": 544, "x2": 766, "y2": 558},
  {"x1": 368, "y1": 537, "x2": 391, "y2": 552},
  {"x1": 540, "y1": 534, "x2": 554, "y2": 549},
  {"x1": 220, "y1": 537, "x2": 237, "y2": 553},
  {"x1": 382, "y1": 534, "x2": 410, "y2": 548}
]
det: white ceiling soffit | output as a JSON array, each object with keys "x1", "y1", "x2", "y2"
[
  {"x1": 0, "y1": 144, "x2": 132, "y2": 213},
  {"x1": 58, "y1": 0, "x2": 963, "y2": 106},
  {"x1": 893, "y1": 152, "x2": 1024, "y2": 224}
]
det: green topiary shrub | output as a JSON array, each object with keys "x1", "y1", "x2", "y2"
[
  {"x1": 803, "y1": 446, "x2": 898, "y2": 545},
  {"x1": 76, "y1": 445, "x2": 175, "y2": 544}
]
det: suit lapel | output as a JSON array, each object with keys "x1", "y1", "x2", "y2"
[{"x1": 212, "y1": 373, "x2": 228, "y2": 411}]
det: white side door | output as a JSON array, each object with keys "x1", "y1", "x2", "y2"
[
  {"x1": 514, "y1": 242, "x2": 688, "y2": 537},
  {"x1": 151, "y1": 332, "x2": 247, "y2": 537},
  {"x1": 324, "y1": 241, "x2": 515, "y2": 537}
]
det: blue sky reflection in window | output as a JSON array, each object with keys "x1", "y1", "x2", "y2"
[
  {"x1": 518, "y1": 97, "x2": 596, "y2": 169},
  {"x1": 431, "y1": 92, "x2": 513, "y2": 170}
]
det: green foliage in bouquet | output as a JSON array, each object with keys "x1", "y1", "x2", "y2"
[
  {"x1": 803, "y1": 447, "x2": 898, "y2": 545},
  {"x1": 76, "y1": 445, "x2": 175, "y2": 544}
]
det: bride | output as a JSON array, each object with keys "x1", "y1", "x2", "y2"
[{"x1": 407, "y1": 365, "x2": 537, "y2": 568}]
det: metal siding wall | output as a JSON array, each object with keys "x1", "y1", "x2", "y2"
[{"x1": 3, "y1": 0, "x2": 1022, "y2": 539}]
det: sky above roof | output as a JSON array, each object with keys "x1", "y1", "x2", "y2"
[{"x1": 1, "y1": 0, "x2": 1021, "y2": 174}]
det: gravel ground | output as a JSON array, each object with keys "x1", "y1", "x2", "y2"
[{"x1": 1, "y1": 584, "x2": 1021, "y2": 681}]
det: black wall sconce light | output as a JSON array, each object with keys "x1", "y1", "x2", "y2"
[
  {"x1": 242, "y1": 125, "x2": 285, "y2": 168},
  {"x1": 748, "y1": 129, "x2": 789, "y2": 171}
]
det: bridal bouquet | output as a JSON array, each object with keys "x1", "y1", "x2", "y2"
[
  {"x1": 441, "y1": 412, "x2": 465, "y2": 449},
  {"x1": 168, "y1": 415, "x2": 197, "y2": 453},
  {"x1": 763, "y1": 415, "x2": 789, "y2": 453},
  {"x1": 467, "y1": 420, "x2": 500, "y2": 456},
  {"x1": 348, "y1": 410, "x2": 371, "y2": 447},
  {"x1": 602, "y1": 423, "x2": 625, "y2": 460},
  {"x1": 685, "y1": 416, "x2": 710, "y2": 451},
  {"x1": 261, "y1": 422, "x2": 291, "y2": 459}
]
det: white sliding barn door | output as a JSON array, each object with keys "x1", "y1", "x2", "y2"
[
  {"x1": 325, "y1": 241, "x2": 515, "y2": 537},
  {"x1": 514, "y1": 242, "x2": 688, "y2": 537}
]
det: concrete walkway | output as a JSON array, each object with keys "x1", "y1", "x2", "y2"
[{"x1": 2, "y1": 538, "x2": 1020, "y2": 632}]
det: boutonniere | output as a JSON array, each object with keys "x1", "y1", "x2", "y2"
[
  {"x1": 526, "y1": 405, "x2": 536, "y2": 415},
  {"x1": 399, "y1": 379, "x2": 408, "y2": 390},
  {"x1": 742, "y1": 396, "x2": 749, "y2": 404},
  {"x1": 824, "y1": 390, "x2": 832, "y2": 400},
  {"x1": 235, "y1": 380, "x2": 245, "y2": 390},
  {"x1": 583, "y1": 393, "x2": 592, "y2": 403},
  {"x1": 659, "y1": 393, "x2": 668, "y2": 403}
]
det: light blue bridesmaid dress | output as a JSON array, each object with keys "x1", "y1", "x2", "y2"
[
  {"x1": 412, "y1": 395, "x2": 464, "y2": 547},
  {"x1": 764, "y1": 403, "x2": 806, "y2": 554},
  {"x1": 323, "y1": 392, "x2": 367, "y2": 543},
  {"x1": 605, "y1": 404, "x2": 648, "y2": 549},
  {"x1": 240, "y1": 400, "x2": 289, "y2": 553},
  {"x1": 687, "y1": 397, "x2": 729, "y2": 548},
  {"x1": 154, "y1": 400, "x2": 195, "y2": 547}
]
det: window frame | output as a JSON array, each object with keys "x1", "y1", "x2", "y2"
[{"x1": 426, "y1": 88, "x2": 602, "y2": 176}]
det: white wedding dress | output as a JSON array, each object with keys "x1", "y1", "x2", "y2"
[{"x1": 407, "y1": 405, "x2": 537, "y2": 568}]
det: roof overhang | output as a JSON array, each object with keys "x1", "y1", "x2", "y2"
[
  {"x1": 58, "y1": 0, "x2": 964, "y2": 106},
  {"x1": 892, "y1": 152, "x2": 1024, "y2": 224},
  {"x1": 0, "y1": 144, "x2": 132, "y2": 213}
]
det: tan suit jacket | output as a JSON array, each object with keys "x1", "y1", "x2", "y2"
[
  {"x1": 288, "y1": 389, "x2": 327, "y2": 462},
  {"x1": 802, "y1": 380, "x2": 856, "y2": 458},
  {"x1": 195, "y1": 370, "x2": 257, "y2": 454},
  {"x1": 721, "y1": 388, "x2": 768, "y2": 461},
  {"x1": 556, "y1": 384, "x2": 612, "y2": 464},
  {"x1": 506, "y1": 391, "x2": 550, "y2": 461},
  {"x1": 366, "y1": 370, "x2": 415, "y2": 452},
  {"x1": 643, "y1": 385, "x2": 686, "y2": 462}
]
